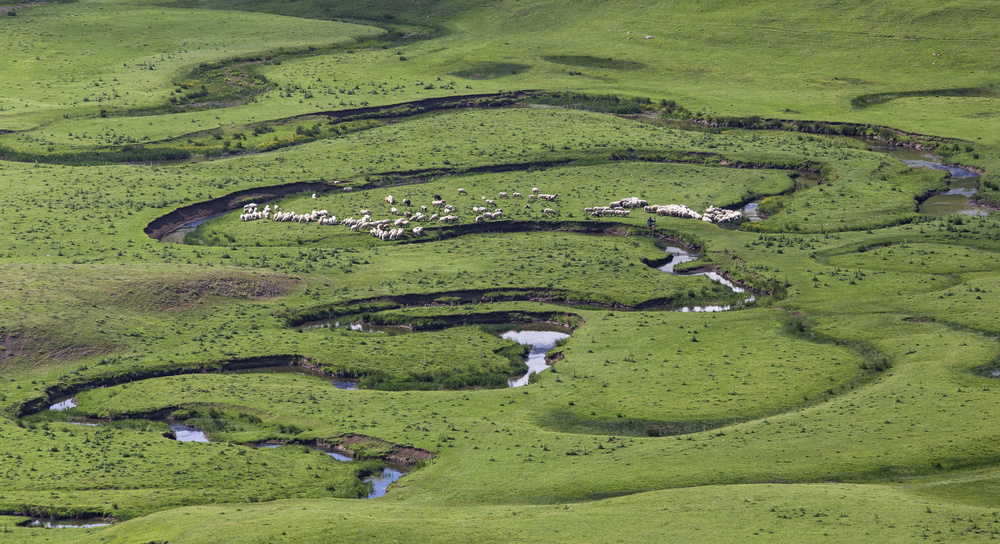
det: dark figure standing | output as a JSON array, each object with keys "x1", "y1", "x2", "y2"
[{"x1": 647, "y1": 217, "x2": 655, "y2": 228}]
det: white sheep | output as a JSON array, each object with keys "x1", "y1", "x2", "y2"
[
  {"x1": 457, "y1": 188, "x2": 468, "y2": 195},
  {"x1": 312, "y1": 193, "x2": 317, "y2": 200},
  {"x1": 531, "y1": 187, "x2": 540, "y2": 194},
  {"x1": 498, "y1": 191, "x2": 509, "y2": 199},
  {"x1": 385, "y1": 195, "x2": 395, "y2": 205},
  {"x1": 512, "y1": 192, "x2": 523, "y2": 198},
  {"x1": 543, "y1": 208, "x2": 556, "y2": 215}
]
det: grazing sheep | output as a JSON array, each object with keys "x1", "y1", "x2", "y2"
[
  {"x1": 512, "y1": 192, "x2": 523, "y2": 198},
  {"x1": 385, "y1": 195, "x2": 395, "y2": 205},
  {"x1": 457, "y1": 188, "x2": 468, "y2": 195},
  {"x1": 701, "y1": 206, "x2": 743, "y2": 224},
  {"x1": 432, "y1": 200, "x2": 447, "y2": 207},
  {"x1": 475, "y1": 215, "x2": 485, "y2": 223},
  {"x1": 485, "y1": 199, "x2": 496, "y2": 206},
  {"x1": 646, "y1": 204, "x2": 703, "y2": 220},
  {"x1": 413, "y1": 227, "x2": 424, "y2": 236},
  {"x1": 527, "y1": 194, "x2": 538, "y2": 200},
  {"x1": 312, "y1": 193, "x2": 317, "y2": 200},
  {"x1": 498, "y1": 191, "x2": 509, "y2": 199},
  {"x1": 589, "y1": 206, "x2": 631, "y2": 217},
  {"x1": 538, "y1": 194, "x2": 558, "y2": 202},
  {"x1": 543, "y1": 208, "x2": 556, "y2": 215},
  {"x1": 531, "y1": 187, "x2": 540, "y2": 194},
  {"x1": 343, "y1": 187, "x2": 353, "y2": 192},
  {"x1": 402, "y1": 199, "x2": 411, "y2": 206},
  {"x1": 523, "y1": 205, "x2": 531, "y2": 209},
  {"x1": 611, "y1": 197, "x2": 648, "y2": 208},
  {"x1": 430, "y1": 213, "x2": 440, "y2": 221}
]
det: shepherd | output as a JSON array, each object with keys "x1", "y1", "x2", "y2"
[{"x1": 647, "y1": 217, "x2": 655, "y2": 228}]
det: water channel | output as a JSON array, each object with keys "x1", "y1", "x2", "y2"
[
  {"x1": 160, "y1": 212, "x2": 228, "y2": 244},
  {"x1": 24, "y1": 518, "x2": 113, "y2": 529},
  {"x1": 659, "y1": 246, "x2": 756, "y2": 312},
  {"x1": 872, "y1": 146, "x2": 985, "y2": 216},
  {"x1": 504, "y1": 329, "x2": 571, "y2": 387},
  {"x1": 256, "y1": 443, "x2": 405, "y2": 499}
]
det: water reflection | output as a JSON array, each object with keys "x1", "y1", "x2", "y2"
[
  {"x1": 504, "y1": 328, "x2": 571, "y2": 387},
  {"x1": 659, "y1": 247, "x2": 756, "y2": 311}
]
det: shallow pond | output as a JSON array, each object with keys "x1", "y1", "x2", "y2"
[
  {"x1": 49, "y1": 397, "x2": 78, "y2": 411},
  {"x1": 504, "y1": 328, "x2": 572, "y2": 387},
  {"x1": 169, "y1": 422, "x2": 210, "y2": 442}
]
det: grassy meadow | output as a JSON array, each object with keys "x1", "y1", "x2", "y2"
[{"x1": 2, "y1": 0, "x2": 1000, "y2": 541}]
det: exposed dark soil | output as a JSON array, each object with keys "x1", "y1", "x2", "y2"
[{"x1": 333, "y1": 434, "x2": 434, "y2": 465}]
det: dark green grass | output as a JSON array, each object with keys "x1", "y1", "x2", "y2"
[
  {"x1": 449, "y1": 63, "x2": 531, "y2": 80},
  {"x1": 541, "y1": 55, "x2": 647, "y2": 71}
]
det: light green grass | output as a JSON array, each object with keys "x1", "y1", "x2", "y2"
[{"x1": 3, "y1": 0, "x2": 1000, "y2": 541}]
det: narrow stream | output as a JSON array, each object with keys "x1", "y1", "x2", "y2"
[
  {"x1": 24, "y1": 518, "x2": 113, "y2": 529},
  {"x1": 160, "y1": 211, "x2": 229, "y2": 244},
  {"x1": 659, "y1": 246, "x2": 756, "y2": 312},
  {"x1": 256, "y1": 443, "x2": 405, "y2": 498},
  {"x1": 873, "y1": 146, "x2": 985, "y2": 216},
  {"x1": 504, "y1": 328, "x2": 571, "y2": 387}
]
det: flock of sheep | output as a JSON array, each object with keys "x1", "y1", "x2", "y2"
[
  {"x1": 235, "y1": 187, "x2": 537, "y2": 242},
  {"x1": 584, "y1": 198, "x2": 743, "y2": 223},
  {"x1": 236, "y1": 185, "x2": 741, "y2": 242},
  {"x1": 239, "y1": 202, "x2": 337, "y2": 224}
]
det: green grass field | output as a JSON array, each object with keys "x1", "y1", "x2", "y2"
[{"x1": 2, "y1": 0, "x2": 1000, "y2": 541}]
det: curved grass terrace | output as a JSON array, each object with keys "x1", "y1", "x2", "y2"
[{"x1": 5, "y1": 0, "x2": 1000, "y2": 541}]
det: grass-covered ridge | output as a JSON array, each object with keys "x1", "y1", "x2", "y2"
[{"x1": 3, "y1": 0, "x2": 1000, "y2": 541}]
